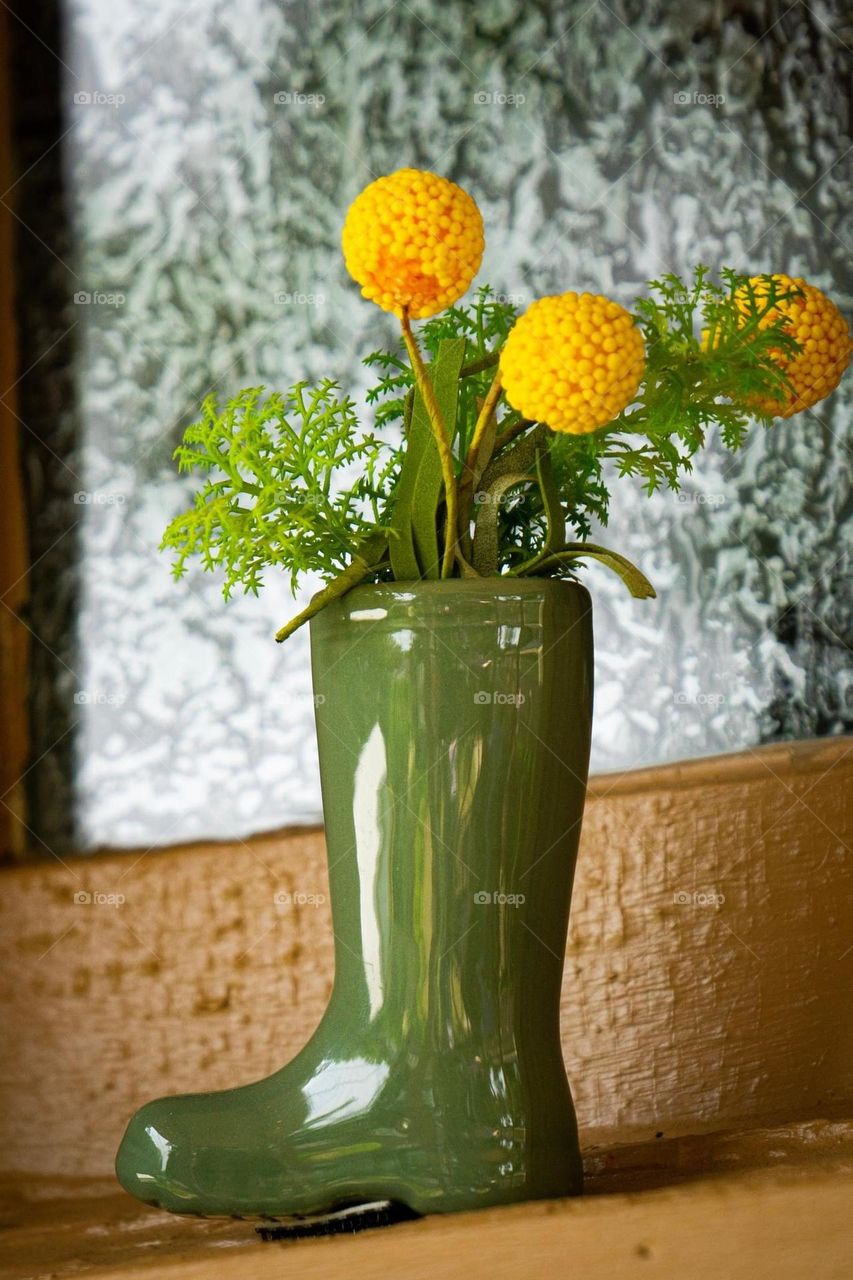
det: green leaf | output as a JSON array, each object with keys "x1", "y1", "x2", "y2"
[
  {"x1": 469, "y1": 424, "x2": 546, "y2": 573},
  {"x1": 531, "y1": 542, "x2": 656, "y2": 599},
  {"x1": 457, "y1": 392, "x2": 500, "y2": 560},
  {"x1": 388, "y1": 337, "x2": 466, "y2": 581},
  {"x1": 534, "y1": 445, "x2": 565, "y2": 559},
  {"x1": 472, "y1": 471, "x2": 535, "y2": 576},
  {"x1": 480, "y1": 422, "x2": 548, "y2": 487}
]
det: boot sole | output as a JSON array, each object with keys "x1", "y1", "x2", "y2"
[{"x1": 254, "y1": 1199, "x2": 422, "y2": 1239}]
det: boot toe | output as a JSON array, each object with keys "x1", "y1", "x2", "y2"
[{"x1": 115, "y1": 1098, "x2": 196, "y2": 1211}]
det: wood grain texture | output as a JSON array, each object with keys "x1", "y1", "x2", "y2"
[
  {"x1": 0, "y1": 738, "x2": 850, "y2": 1179},
  {"x1": 2, "y1": 1120, "x2": 853, "y2": 1280}
]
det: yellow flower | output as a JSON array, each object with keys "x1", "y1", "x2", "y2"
[
  {"x1": 341, "y1": 168, "x2": 484, "y2": 319},
  {"x1": 499, "y1": 293, "x2": 645, "y2": 434},
  {"x1": 735, "y1": 274, "x2": 852, "y2": 418}
]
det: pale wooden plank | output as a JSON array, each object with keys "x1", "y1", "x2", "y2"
[{"x1": 1, "y1": 1120, "x2": 853, "y2": 1280}]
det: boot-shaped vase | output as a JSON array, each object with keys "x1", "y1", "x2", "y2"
[{"x1": 116, "y1": 579, "x2": 593, "y2": 1218}]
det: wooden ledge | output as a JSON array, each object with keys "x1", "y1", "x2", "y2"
[
  {"x1": 2, "y1": 1118, "x2": 852, "y2": 1280},
  {"x1": 588, "y1": 734, "x2": 851, "y2": 797}
]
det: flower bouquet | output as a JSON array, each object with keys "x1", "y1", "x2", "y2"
[{"x1": 116, "y1": 170, "x2": 851, "y2": 1224}]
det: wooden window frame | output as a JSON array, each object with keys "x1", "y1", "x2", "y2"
[{"x1": 0, "y1": 6, "x2": 30, "y2": 862}]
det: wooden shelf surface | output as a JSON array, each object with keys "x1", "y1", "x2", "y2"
[{"x1": 2, "y1": 1118, "x2": 852, "y2": 1280}]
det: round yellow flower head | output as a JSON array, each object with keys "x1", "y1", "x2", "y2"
[
  {"x1": 341, "y1": 168, "x2": 484, "y2": 319},
  {"x1": 499, "y1": 292, "x2": 645, "y2": 434},
  {"x1": 736, "y1": 274, "x2": 852, "y2": 418}
]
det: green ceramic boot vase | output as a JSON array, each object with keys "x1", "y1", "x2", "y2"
[{"x1": 116, "y1": 579, "x2": 593, "y2": 1218}]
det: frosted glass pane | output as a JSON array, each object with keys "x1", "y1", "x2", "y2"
[{"x1": 20, "y1": 0, "x2": 853, "y2": 849}]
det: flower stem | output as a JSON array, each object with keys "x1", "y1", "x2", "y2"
[
  {"x1": 400, "y1": 308, "x2": 458, "y2": 578},
  {"x1": 460, "y1": 351, "x2": 500, "y2": 378},
  {"x1": 463, "y1": 368, "x2": 502, "y2": 477},
  {"x1": 493, "y1": 415, "x2": 535, "y2": 453}
]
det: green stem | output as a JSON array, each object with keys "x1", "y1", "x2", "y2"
[
  {"x1": 275, "y1": 536, "x2": 387, "y2": 642},
  {"x1": 493, "y1": 416, "x2": 535, "y2": 454},
  {"x1": 510, "y1": 545, "x2": 551, "y2": 577},
  {"x1": 514, "y1": 543, "x2": 656, "y2": 599},
  {"x1": 459, "y1": 351, "x2": 500, "y2": 378},
  {"x1": 457, "y1": 371, "x2": 503, "y2": 563},
  {"x1": 400, "y1": 309, "x2": 458, "y2": 579},
  {"x1": 463, "y1": 369, "x2": 503, "y2": 479}
]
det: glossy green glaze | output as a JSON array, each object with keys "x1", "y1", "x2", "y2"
[{"x1": 115, "y1": 579, "x2": 593, "y2": 1218}]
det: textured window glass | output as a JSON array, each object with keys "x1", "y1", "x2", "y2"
[{"x1": 21, "y1": 0, "x2": 852, "y2": 850}]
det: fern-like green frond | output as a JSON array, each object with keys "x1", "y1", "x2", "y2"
[{"x1": 161, "y1": 382, "x2": 398, "y2": 598}]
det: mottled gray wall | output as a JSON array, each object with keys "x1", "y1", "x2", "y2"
[{"x1": 13, "y1": 0, "x2": 852, "y2": 851}]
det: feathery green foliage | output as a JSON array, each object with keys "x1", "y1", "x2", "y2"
[
  {"x1": 161, "y1": 382, "x2": 398, "y2": 598},
  {"x1": 473, "y1": 269, "x2": 802, "y2": 571},
  {"x1": 162, "y1": 271, "x2": 809, "y2": 638}
]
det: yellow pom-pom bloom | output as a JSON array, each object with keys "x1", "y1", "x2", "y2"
[
  {"x1": 499, "y1": 293, "x2": 645, "y2": 434},
  {"x1": 735, "y1": 274, "x2": 852, "y2": 417},
  {"x1": 341, "y1": 168, "x2": 484, "y2": 319}
]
